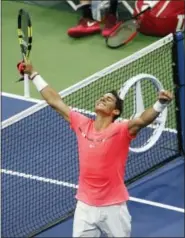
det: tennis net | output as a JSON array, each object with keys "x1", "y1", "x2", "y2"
[{"x1": 1, "y1": 34, "x2": 182, "y2": 237}]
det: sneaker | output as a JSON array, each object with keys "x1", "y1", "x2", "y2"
[
  {"x1": 67, "y1": 18, "x2": 101, "y2": 38},
  {"x1": 102, "y1": 14, "x2": 122, "y2": 37}
]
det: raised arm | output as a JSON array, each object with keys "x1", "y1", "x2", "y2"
[
  {"x1": 127, "y1": 90, "x2": 174, "y2": 136},
  {"x1": 19, "y1": 62, "x2": 70, "y2": 122}
]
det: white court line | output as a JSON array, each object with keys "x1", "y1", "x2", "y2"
[
  {"x1": 1, "y1": 169, "x2": 184, "y2": 213},
  {"x1": 2, "y1": 92, "x2": 42, "y2": 103},
  {"x1": 129, "y1": 197, "x2": 184, "y2": 213}
]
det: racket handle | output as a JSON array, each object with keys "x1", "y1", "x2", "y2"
[{"x1": 24, "y1": 74, "x2": 30, "y2": 98}]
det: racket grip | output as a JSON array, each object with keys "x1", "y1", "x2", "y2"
[
  {"x1": 16, "y1": 77, "x2": 24, "y2": 82},
  {"x1": 24, "y1": 74, "x2": 30, "y2": 98}
]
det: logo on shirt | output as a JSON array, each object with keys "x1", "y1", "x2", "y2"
[
  {"x1": 89, "y1": 144, "x2": 95, "y2": 148},
  {"x1": 78, "y1": 127, "x2": 119, "y2": 143}
]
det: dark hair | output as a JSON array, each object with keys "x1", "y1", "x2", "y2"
[{"x1": 108, "y1": 90, "x2": 123, "y2": 120}]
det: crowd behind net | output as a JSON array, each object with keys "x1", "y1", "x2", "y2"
[{"x1": 2, "y1": 34, "x2": 181, "y2": 237}]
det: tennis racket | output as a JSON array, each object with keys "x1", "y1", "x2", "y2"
[
  {"x1": 17, "y1": 9, "x2": 33, "y2": 97},
  {"x1": 105, "y1": 6, "x2": 153, "y2": 49}
]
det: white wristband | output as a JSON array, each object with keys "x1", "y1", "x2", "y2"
[
  {"x1": 32, "y1": 75, "x2": 48, "y2": 92},
  {"x1": 153, "y1": 101, "x2": 167, "y2": 113}
]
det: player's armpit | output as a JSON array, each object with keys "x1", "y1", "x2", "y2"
[
  {"x1": 127, "y1": 117, "x2": 144, "y2": 136},
  {"x1": 127, "y1": 107, "x2": 160, "y2": 136}
]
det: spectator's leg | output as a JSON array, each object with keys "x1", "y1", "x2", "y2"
[
  {"x1": 109, "y1": 0, "x2": 118, "y2": 15},
  {"x1": 81, "y1": 1, "x2": 93, "y2": 19},
  {"x1": 67, "y1": 0, "x2": 101, "y2": 38},
  {"x1": 102, "y1": 0, "x2": 122, "y2": 37}
]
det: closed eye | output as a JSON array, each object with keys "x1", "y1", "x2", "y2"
[{"x1": 107, "y1": 97, "x2": 114, "y2": 102}]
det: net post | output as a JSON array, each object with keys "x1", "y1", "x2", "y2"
[
  {"x1": 24, "y1": 74, "x2": 30, "y2": 98},
  {"x1": 173, "y1": 32, "x2": 185, "y2": 155}
]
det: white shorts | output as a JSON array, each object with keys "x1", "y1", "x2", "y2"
[{"x1": 73, "y1": 201, "x2": 132, "y2": 237}]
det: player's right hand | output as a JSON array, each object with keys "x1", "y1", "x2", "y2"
[
  {"x1": 17, "y1": 61, "x2": 24, "y2": 76},
  {"x1": 17, "y1": 61, "x2": 34, "y2": 77}
]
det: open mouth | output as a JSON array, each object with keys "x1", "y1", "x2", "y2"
[{"x1": 97, "y1": 102, "x2": 106, "y2": 106}]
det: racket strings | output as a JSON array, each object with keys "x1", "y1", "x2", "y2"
[
  {"x1": 106, "y1": 20, "x2": 138, "y2": 48},
  {"x1": 21, "y1": 15, "x2": 29, "y2": 53},
  {"x1": 18, "y1": 9, "x2": 32, "y2": 60}
]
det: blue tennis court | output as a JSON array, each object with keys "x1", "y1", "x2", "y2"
[{"x1": 1, "y1": 94, "x2": 184, "y2": 237}]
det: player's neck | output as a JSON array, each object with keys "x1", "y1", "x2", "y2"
[{"x1": 94, "y1": 115, "x2": 113, "y2": 132}]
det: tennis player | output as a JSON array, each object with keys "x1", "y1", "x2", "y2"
[
  {"x1": 67, "y1": 0, "x2": 121, "y2": 38},
  {"x1": 17, "y1": 62, "x2": 173, "y2": 237}
]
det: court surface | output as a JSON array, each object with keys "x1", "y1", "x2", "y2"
[{"x1": 2, "y1": 94, "x2": 184, "y2": 237}]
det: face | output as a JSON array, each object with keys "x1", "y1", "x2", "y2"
[{"x1": 95, "y1": 93, "x2": 120, "y2": 118}]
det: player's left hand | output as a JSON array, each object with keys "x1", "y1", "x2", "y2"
[{"x1": 158, "y1": 90, "x2": 174, "y2": 104}]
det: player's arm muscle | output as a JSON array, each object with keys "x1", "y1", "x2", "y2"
[
  {"x1": 40, "y1": 86, "x2": 70, "y2": 122},
  {"x1": 127, "y1": 90, "x2": 173, "y2": 136},
  {"x1": 127, "y1": 107, "x2": 159, "y2": 136},
  {"x1": 19, "y1": 62, "x2": 71, "y2": 122}
]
